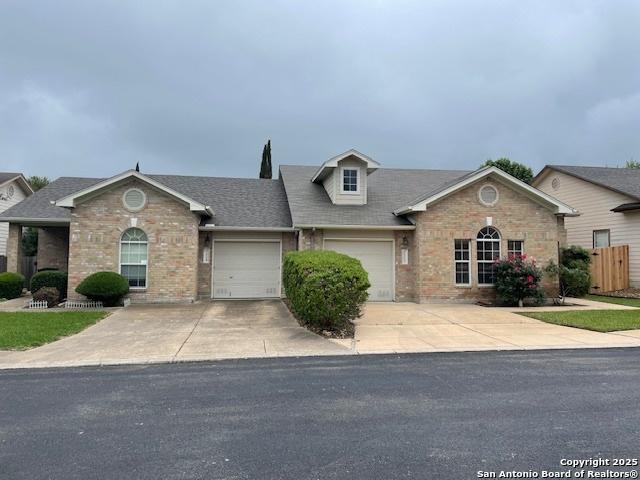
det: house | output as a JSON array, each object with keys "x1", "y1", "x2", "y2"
[
  {"x1": 0, "y1": 173, "x2": 33, "y2": 269},
  {"x1": 0, "y1": 150, "x2": 575, "y2": 303},
  {"x1": 534, "y1": 165, "x2": 640, "y2": 288}
]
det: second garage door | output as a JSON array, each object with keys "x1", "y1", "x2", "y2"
[
  {"x1": 213, "y1": 241, "x2": 281, "y2": 299},
  {"x1": 323, "y1": 239, "x2": 394, "y2": 301}
]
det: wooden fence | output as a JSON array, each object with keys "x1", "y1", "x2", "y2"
[
  {"x1": 0, "y1": 255, "x2": 6, "y2": 273},
  {"x1": 21, "y1": 256, "x2": 37, "y2": 284},
  {"x1": 590, "y1": 245, "x2": 629, "y2": 293}
]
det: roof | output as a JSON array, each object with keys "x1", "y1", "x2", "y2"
[
  {"x1": 310, "y1": 149, "x2": 381, "y2": 183},
  {"x1": 280, "y1": 165, "x2": 471, "y2": 226},
  {"x1": 0, "y1": 174, "x2": 292, "y2": 228},
  {"x1": 534, "y1": 165, "x2": 640, "y2": 201},
  {"x1": 0, "y1": 172, "x2": 34, "y2": 195},
  {"x1": 0, "y1": 172, "x2": 22, "y2": 184}
]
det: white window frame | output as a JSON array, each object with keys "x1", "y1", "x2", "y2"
[
  {"x1": 477, "y1": 227, "x2": 501, "y2": 286},
  {"x1": 340, "y1": 167, "x2": 360, "y2": 194},
  {"x1": 454, "y1": 239, "x2": 472, "y2": 286},
  {"x1": 593, "y1": 229, "x2": 610, "y2": 248},
  {"x1": 507, "y1": 240, "x2": 524, "y2": 258},
  {"x1": 119, "y1": 228, "x2": 148, "y2": 290}
]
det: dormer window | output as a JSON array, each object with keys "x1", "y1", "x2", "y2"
[{"x1": 342, "y1": 168, "x2": 359, "y2": 194}]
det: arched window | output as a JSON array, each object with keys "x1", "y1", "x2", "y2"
[
  {"x1": 477, "y1": 226, "x2": 500, "y2": 285},
  {"x1": 120, "y1": 228, "x2": 148, "y2": 288}
]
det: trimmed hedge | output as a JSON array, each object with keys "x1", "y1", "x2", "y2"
[
  {"x1": 75, "y1": 271, "x2": 129, "y2": 307},
  {"x1": 31, "y1": 271, "x2": 68, "y2": 299},
  {"x1": 0, "y1": 272, "x2": 25, "y2": 300},
  {"x1": 283, "y1": 250, "x2": 370, "y2": 332}
]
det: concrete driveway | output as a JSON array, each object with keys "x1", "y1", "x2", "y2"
[
  {"x1": 0, "y1": 300, "x2": 350, "y2": 369},
  {"x1": 355, "y1": 299, "x2": 640, "y2": 354}
]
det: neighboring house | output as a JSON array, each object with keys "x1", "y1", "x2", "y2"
[
  {"x1": 534, "y1": 165, "x2": 640, "y2": 287},
  {"x1": 0, "y1": 173, "x2": 33, "y2": 264},
  {"x1": 0, "y1": 150, "x2": 575, "y2": 303}
]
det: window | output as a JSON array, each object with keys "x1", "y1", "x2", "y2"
[
  {"x1": 454, "y1": 239, "x2": 471, "y2": 285},
  {"x1": 478, "y1": 184, "x2": 499, "y2": 206},
  {"x1": 120, "y1": 228, "x2": 148, "y2": 288},
  {"x1": 507, "y1": 240, "x2": 524, "y2": 258},
  {"x1": 477, "y1": 227, "x2": 500, "y2": 284},
  {"x1": 593, "y1": 229, "x2": 610, "y2": 248},
  {"x1": 342, "y1": 168, "x2": 359, "y2": 193}
]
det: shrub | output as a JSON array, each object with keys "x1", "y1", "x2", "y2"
[
  {"x1": 494, "y1": 254, "x2": 545, "y2": 306},
  {"x1": 33, "y1": 287, "x2": 60, "y2": 308},
  {"x1": 75, "y1": 271, "x2": 129, "y2": 307},
  {"x1": 545, "y1": 246, "x2": 592, "y2": 300},
  {"x1": 283, "y1": 250, "x2": 370, "y2": 332},
  {"x1": 30, "y1": 270, "x2": 68, "y2": 298},
  {"x1": 0, "y1": 272, "x2": 25, "y2": 300}
]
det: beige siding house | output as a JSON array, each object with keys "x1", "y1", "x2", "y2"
[
  {"x1": 534, "y1": 165, "x2": 640, "y2": 287},
  {"x1": 0, "y1": 150, "x2": 575, "y2": 303},
  {"x1": 0, "y1": 173, "x2": 33, "y2": 260}
]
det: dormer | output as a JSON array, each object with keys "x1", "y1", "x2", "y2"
[{"x1": 311, "y1": 149, "x2": 380, "y2": 205}]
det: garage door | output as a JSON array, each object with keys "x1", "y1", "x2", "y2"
[
  {"x1": 324, "y1": 240, "x2": 394, "y2": 301},
  {"x1": 213, "y1": 241, "x2": 281, "y2": 298}
]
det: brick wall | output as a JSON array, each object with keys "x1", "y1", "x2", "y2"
[
  {"x1": 394, "y1": 230, "x2": 416, "y2": 301},
  {"x1": 37, "y1": 227, "x2": 69, "y2": 271},
  {"x1": 413, "y1": 179, "x2": 563, "y2": 303},
  {"x1": 67, "y1": 180, "x2": 200, "y2": 303},
  {"x1": 6, "y1": 223, "x2": 22, "y2": 273},
  {"x1": 197, "y1": 232, "x2": 212, "y2": 299}
]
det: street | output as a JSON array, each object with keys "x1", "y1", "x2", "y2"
[{"x1": 1, "y1": 349, "x2": 640, "y2": 479}]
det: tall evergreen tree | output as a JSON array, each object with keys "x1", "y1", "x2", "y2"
[{"x1": 259, "y1": 139, "x2": 273, "y2": 179}]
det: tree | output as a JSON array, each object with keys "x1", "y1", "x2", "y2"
[
  {"x1": 481, "y1": 158, "x2": 534, "y2": 184},
  {"x1": 259, "y1": 140, "x2": 272, "y2": 179},
  {"x1": 28, "y1": 175, "x2": 50, "y2": 191},
  {"x1": 625, "y1": 159, "x2": 640, "y2": 169}
]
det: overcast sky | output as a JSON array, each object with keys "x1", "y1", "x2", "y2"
[{"x1": 1, "y1": 1, "x2": 639, "y2": 180}]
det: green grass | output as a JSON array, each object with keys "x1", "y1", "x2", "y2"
[
  {"x1": 520, "y1": 310, "x2": 640, "y2": 332},
  {"x1": 585, "y1": 294, "x2": 640, "y2": 308},
  {"x1": 0, "y1": 311, "x2": 109, "y2": 350}
]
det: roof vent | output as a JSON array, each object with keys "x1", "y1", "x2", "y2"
[{"x1": 123, "y1": 188, "x2": 146, "y2": 212}]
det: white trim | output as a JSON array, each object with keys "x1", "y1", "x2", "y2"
[
  {"x1": 453, "y1": 239, "x2": 472, "y2": 287},
  {"x1": 0, "y1": 174, "x2": 35, "y2": 195},
  {"x1": 122, "y1": 188, "x2": 147, "y2": 212},
  {"x1": 477, "y1": 183, "x2": 499, "y2": 207},
  {"x1": 340, "y1": 166, "x2": 360, "y2": 194},
  {"x1": 295, "y1": 224, "x2": 415, "y2": 230},
  {"x1": 211, "y1": 237, "x2": 283, "y2": 299},
  {"x1": 55, "y1": 170, "x2": 213, "y2": 215},
  {"x1": 0, "y1": 217, "x2": 69, "y2": 225},
  {"x1": 476, "y1": 226, "x2": 501, "y2": 287},
  {"x1": 393, "y1": 166, "x2": 578, "y2": 216},
  {"x1": 199, "y1": 226, "x2": 295, "y2": 232},
  {"x1": 311, "y1": 149, "x2": 380, "y2": 183},
  {"x1": 322, "y1": 236, "x2": 396, "y2": 302},
  {"x1": 119, "y1": 227, "x2": 149, "y2": 291}
]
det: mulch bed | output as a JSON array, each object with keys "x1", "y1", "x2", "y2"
[
  {"x1": 282, "y1": 299, "x2": 355, "y2": 339},
  {"x1": 597, "y1": 288, "x2": 640, "y2": 299}
]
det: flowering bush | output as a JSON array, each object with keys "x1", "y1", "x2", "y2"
[{"x1": 494, "y1": 254, "x2": 545, "y2": 306}]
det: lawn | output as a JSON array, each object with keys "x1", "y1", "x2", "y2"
[
  {"x1": 520, "y1": 310, "x2": 640, "y2": 333},
  {"x1": 0, "y1": 311, "x2": 108, "y2": 350},
  {"x1": 585, "y1": 294, "x2": 640, "y2": 308}
]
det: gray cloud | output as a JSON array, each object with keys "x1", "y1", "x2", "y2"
[{"x1": 1, "y1": 0, "x2": 639, "y2": 179}]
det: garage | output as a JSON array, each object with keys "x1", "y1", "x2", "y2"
[
  {"x1": 212, "y1": 241, "x2": 281, "y2": 299},
  {"x1": 323, "y1": 239, "x2": 394, "y2": 301}
]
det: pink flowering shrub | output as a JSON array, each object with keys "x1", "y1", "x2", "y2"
[{"x1": 494, "y1": 254, "x2": 545, "y2": 306}]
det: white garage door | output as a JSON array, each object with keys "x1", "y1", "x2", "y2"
[
  {"x1": 324, "y1": 240, "x2": 394, "y2": 301},
  {"x1": 213, "y1": 241, "x2": 281, "y2": 299}
]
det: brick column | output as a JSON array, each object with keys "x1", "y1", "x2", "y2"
[{"x1": 6, "y1": 223, "x2": 22, "y2": 273}]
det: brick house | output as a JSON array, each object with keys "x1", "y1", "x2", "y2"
[{"x1": 0, "y1": 150, "x2": 576, "y2": 303}]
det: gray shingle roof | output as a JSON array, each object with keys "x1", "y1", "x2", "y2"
[
  {"x1": 279, "y1": 165, "x2": 471, "y2": 226},
  {"x1": 0, "y1": 172, "x2": 22, "y2": 185},
  {"x1": 544, "y1": 165, "x2": 640, "y2": 201},
  {"x1": 0, "y1": 175, "x2": 292, "y2": 228}
]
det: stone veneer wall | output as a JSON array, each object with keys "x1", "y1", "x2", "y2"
[
  {"x1": 37, "y1": 227, "x2": 70, "y2": 271},
  {"x1": 67, "y1": 180, "x2": 200, "y2": 303},
  {"x1": 413, "y1": 179, "x2": 563, "y2": 303},
  {"x1": 6, "y1": 223, "x2": 22, "y2": 273}
]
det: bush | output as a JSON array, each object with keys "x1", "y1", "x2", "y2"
[
  {"x1": 0, "y1": 272, "x2": 25, "y2": 300},
  {"x1": 33, "y1": 287, "x2": 60, "y2": 308},
  {"x1": 75, "y1": 271, "x2": 129, "y2": 307},
  {"x1": 494, "y1": 254, "x2": 545, "y2": 306},
  {"x1": 545, "y1": 246, "x2": 592, "y2": 299},
  {"x1": 283, "y1": 250, "x2": 370, "y2": 332},
  {"x1": 30, "y1": 271, "x2": 68, "y2": 298}
]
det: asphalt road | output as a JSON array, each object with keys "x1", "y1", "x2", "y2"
[{"x1": 1, "y1": 349, "x2": 640, "y2": 480}]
